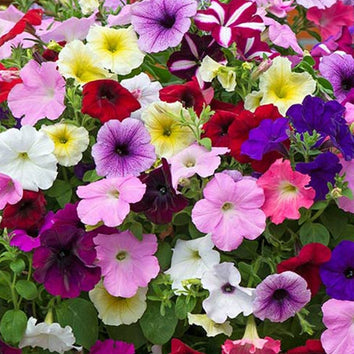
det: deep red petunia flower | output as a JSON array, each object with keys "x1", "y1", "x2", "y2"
[
  {"x1": 0, "y1": 64, "x2": 22, "y2": 103},
  {"x1": 277, "y1": 243, "x2": 331, "y2": 296},
  {"x1": 209, "y1": 99, "x2": 244, "y2": 114},
  {"x1": 0, "y1": 190, "x2": 46, "y2": 233},
  {"x1": 81, "y1": 79, "x2": 141, "y2": 123},
  {"x1": 287, "y1": 339, "x2": 325, "y2": 354},
  {"x1": 159, "y1": 78, "x2": 207, "y2": 115},
  {"x1": 169, "y1": 339, "x2": 205, "y2": 354}
]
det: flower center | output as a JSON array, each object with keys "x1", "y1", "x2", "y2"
[
  {"x1": 163, "y1": 128, "x2": 171, "y2": 136},
  {"x1": 116, "y1": 251, "x2": 128, "y2": 261},
  {"x1": 222, "y1": 282, "x2": 235, "y2": 294},
  {"x1": 99, "y1": 86, "x2": 116, "y2": 102},
  {"x1": 222, "y1": 202, "x2": 234, "y2": 211},
  {"x1": 58, "y1": 249, "x2": 71, "y2": 259},
  {"x1": 18, "y1": 152, "x2": 29, "y2": 160},
  {"x1": 158, "y1": 185, "x2": 168, "y2": 195},
  {"x1": 108, "y1": 189, "x2": 120, "y2": 199},
  {"x1": 131, "y1": 88, "x2": 142, "y2": 99},
  {"x1": 191, "y1": 250, "x2": 201, "y2": 261},
  {"x1": 115, "y1": 144, "x2": 129, "y2": 156},
  {"x1": 159, "y1": 14, "x2": 176, "y2": 29},
  {"x1": 185, "y1": 159, "x2": 196, "y2": 168},
  {"x1": 341, "y1": 78, "x2": 354, "y2": 92},
  {"x1": 272, "y1": 288, "x2": 288, "y2": 301},
  {"x1": 344, "y1": 267, "x2": 354, "y2": 279}
]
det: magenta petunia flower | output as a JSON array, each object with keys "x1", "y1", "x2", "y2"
[
  {"x1": 192, "y1": 172, "x2": 266, "y2": 251},
  {"x1": 131, "y1": 0, "x2": 197, "y2": 53},
  {"x1": 90, "y1": 339, "x2": 135, "y2": 354},
  {"x1": 253, "y1": 271, "x2": 311, "y2": 323},
  {"x1": 33, "y1": 224, "x2": 101, "y2": 298},
  {"x1": 94, "y1": 230, "x2": 159, "y2": 298},
  {"x1": 76, "y1": 176, "x2": 146, "y2": 227},
  {"x1": 92, "y1": 119, "x2": 156, "y2": 178},
  {"x1": 0, "y1": 173, "x2": 22, "y2": 209}
]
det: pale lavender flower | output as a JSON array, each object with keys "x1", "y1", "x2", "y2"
[
  {"x1": 131, "y1": 0, "x2": 197, "y2": 53},
  {"x1": 253, "y1": 271, "x2": 311, "y2": 323}
]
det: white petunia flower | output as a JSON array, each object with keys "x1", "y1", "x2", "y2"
[
  {"x1": 187, "y1": 313, "x2": 233, "y2": 337},
  {"x1": 202, "y1": 262, "x2": 254, "y2": 323},
  {"x1": 165, "y1": 234, "x2": 220, "y2": 292},
  {"x1": 120, "y1": 73, "x2": 162, "y2": 120},
  {"x1": 19, "y1": 317, "x2": 81, "y2": 354},
  {"x1": 0, "y1": 126, "x2": 57, "y2": 191}
]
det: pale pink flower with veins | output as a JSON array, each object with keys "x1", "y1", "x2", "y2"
[{"x1": 0, "y1": 173, "x2": 23, "y2": 210}]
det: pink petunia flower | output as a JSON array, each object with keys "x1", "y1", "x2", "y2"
[
  {"x1": 94, "y1": 231, "x2": 160, "y2": 297},
  {"x1": 337, "y1": 159, "x2": 354, "y2": 213},
  {"x1": 0, "y1": 173, "x2": 22, "y2": 210},
  {"x1": 321, "y1": 299, "x2": 354, "y2": 354},
  {"x1": 257, "y1": 159, "x2": 315, "y2": 224},
  {"x1": 76, "y1": 176, "x2": 146, "y2": 227},
  {"x1": 268, "y1": 21, "x2": 302, "y2": 54},
  {"x1": 7, "y1": 60, "x2": 66, "y2": 126},
  {"x1": 192, "y1": 172, "x2": 266, "y2": 251}
]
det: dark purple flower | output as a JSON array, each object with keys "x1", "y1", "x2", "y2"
[
  {"x1": 90, "y1": 339, "x2": 134, "y2": 354},
  {"x1": 241, "y1": 118, "x2": 289, "y2": 160},
  {"x1": 131, "y1": 0, "x2": 197, "y2": 53},
  {"x1": 131, "y1": 159, "x2": 188, "y2": 224},
  {"x1": 253, "y1": 271, "x2": 311, "y2": 323},
  {"x1": 320, "y1": 240, "x2": 354, "y2": 301},
  {"x1": 74, "y1": 162, "x2": 95, "y2": 180},
  {"x1": 319, "y1": 53, "x2": 354, "y2": 101},
  {"x1": 92, "y1": 118, "x2": 156, "y2": 178},
  {"x1": 33, "y1": 224, "x2": 101, "y2": 298},
  {"x1": 295, "y1": 152, "x2": 342, "y2": 201},
  {"x1": 167, "y1": 33, "x2": 225, "y2": 81}
]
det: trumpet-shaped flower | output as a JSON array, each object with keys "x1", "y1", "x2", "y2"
[
  {"x1": 86, "y1": 25, "x2": 144, "y2": 75},
  {"x1": 0, "y1": 126, "x2": 57, "y2": 191},
  {"x1": 90, "y1": 340, "x2": 135, "y2": 354},
  {"x1": 0, "y1": 173, "x2": 22, "y2": 209},
  {"x1": 77, "y1": 176, "x2": 146, "y2": 227},
  {"x1": 187, "y1": 313, "x2": 232, "y2": 337},
  {"x1": 142, "y1": 101, "x2": 195, "y2": 158},
  {"x1": 7, "y1": 60, "x2": 66, "y2": 126},
  {"x1": 40, "y1": 123, "x2": 89, "y2": 167},
  {"x1": 89, "y1": 282, "x2": 147, "y2": 326},
  {"x1": 57, "y1": 40, "x2": 109, "y2": 85}
]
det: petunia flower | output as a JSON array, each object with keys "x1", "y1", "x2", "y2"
[
  {"x1": 90, "y1": 339, "x2": 135, "y2": 354},
  {"x1": 76, "y1": 176, "x2": 146, "y2": 227},
  {"x1": 131, "y1": 0, "x2": 197, "y2": 53},
  {"x1": 91, "y1": 119, "x2": 156, "y2": 178},
  {"x1": 192, "y1": 172, "x2": 266, "y2": 251},
  {"x1": 256, "y1": 159, "x2": 315, "y2": 224},
  {"x1": 33, "y1": 224, "x2": 101, "y2": 298},
  {"x1": 86, "y1": 25, "x2": 144, "y2": 75},
  {"x1": 94, "y1": 231, "x2": 159, "y2": 297},
  {"x1": 187, "y1": 313, "x2": 232, "y2": 337},
  {"x1": 0, "y1": 63, "x2": 21, "y2": 103},
  {"x1": 0, "y1": 339, "x2": 21, "y2": 354},
  {"x1": 89, "y1": 282, "x2": 147, "y2": 326},
  {"x1": 40, "y1": 123, "x2": 89, "y2": 167},
  {"x1": 0, "y1": 126, "x2": 57, "y2": 191},
  {"x1": 201, "y1": 262, "x2": 254, "y2": 323},
  {"x1": 296, "y1": 0, "x2": 335, "y2": 9},
  {"x1": 338, "y1": 158, "x2": 354, "y2": 213},
  {"x1": 0, "y1": 173, "x2": 22, "y2": 210},
  {"x1": 78, "y1": 0, "x2": 99, "y2": 15},
  {"x1": 236, "y1": 34, "x2": 273, "y2": 61},
  {"x1": 7, "y1": 60, "x2": 66, "y2": 126},
  {"x1": 287, "y1": 339, "x2": 325, "y2": 354},
  {"x1": 321, "y1": 299, "x2": 354, "y2": 354},
  {"x1": 194, "y1": 0, "x2": 264, "y2": 48},
  {"x1": 169, "y1": 339, "x2": 205, "y2": 354},
  {"x1": 165, "y1": 234, "x2": 220, "y2": 291},
  {"x1": 131, "y1": 159, "x2": 188, "y2": 224},
  {"x1": 81, "y1": 79, "x2": 141, "y2": 123},
  {"x1": 253, "y1": 271, "x2": 311, "y2": 323},
  {"x1": 277, "y1": 243, "x2": 331, "y2": 296},
  {"x1": 19, "y1": 317, "x2": 81, "y2": 354}
]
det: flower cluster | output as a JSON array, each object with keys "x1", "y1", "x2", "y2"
[{"x1": 0, "y1": 0, "x2": 353, "y2": 353}]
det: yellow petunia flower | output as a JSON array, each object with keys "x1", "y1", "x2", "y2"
[
  {"x1": 57, "y1": 40, "x2": 109, "y2": 85},
  {"x1": 86, "y1": 26, "x2": 145, "y2": 75},
  {"x1": 187, "y1": 313, "x2": 233, "y2": 337},
  {"x1": 248, "y1": 56, "x2": 316, "y2": 115},
  {"x1": 89, "y1": 282, "x2": 147, "y2": 326},
  {"x1": 40, "y1": 123, "x2": 89, "y2": 167},
  {"x1": 141, "y1": 101, "x2": 195, "y2": 158}
]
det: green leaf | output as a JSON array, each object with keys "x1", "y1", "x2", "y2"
[
  {"x1": 198, "y1": 137, "x2": 212, "y2": 151},
  {"x1": 15, "y1": 280, "x2": 38, "y2": 300},
  {"x1": 0, "y1": 310, "x2": 27, "y2": 345},
  {"x1": 10, "y1": 258, "x2": 25, "y2": 274},
  {"x1": 299, "y1": 222, "x2": 330, "y2": 246},
  {"x1": 47, "y1": 179, "x2": 71, "y2": 197},
  {"x1": 140, "y1": 301, "x2": 178, "y2": 344},
  {"x1": 173, "y1": 211, "x2": 190, "y2": 226},
  {"x1": 56, "y1": 298, "x2": 98, "y2": 349},
  {"x1": 155, "y1": 242, "x2": 172, "y2": 270},
  {"x1": 83, "y1": 169, "x2": 102, "y2": 183},
  {"x1": 175, "y1": 295, "x2": 196, "y2": 320},
  {"x1": 106, "y1": 323, "x2": 147, "y2": 349},
  {"x1": 130, "y1": 222, "x2": 143, "y2": 240},
  {"x1": 319, "y1": 206, "x2": 348, "y2": 238}
]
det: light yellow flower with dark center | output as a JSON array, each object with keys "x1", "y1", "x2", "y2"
[
  {"x1": 40, "y1": 123, "x2": 89, "y2": 167},
  {"x1": 89, "y1": 282, "x2": 147, "y2": 326},
  {"x1": 57, "y1": 40, "x2": 109, "y2": 85},
  {"x1": 142, "y1": 101, "x2": 196, "y2": 158},
  {"x1": 247, "y1": 56, "x2": 316, "y2": 115},
  {"x1": 86, "y1": 25, "x2": 145, "y2": 75}
]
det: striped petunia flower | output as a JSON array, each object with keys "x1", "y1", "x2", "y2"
[{"x1": 194, "y1": 0, "x2": 264, "y2": 48}]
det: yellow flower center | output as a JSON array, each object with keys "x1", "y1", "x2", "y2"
[
  {"x1": 116, "y1": 251, "x2": 128, "y2": 261},
  {"x1": 222, "y1": 202, "x2": 234, "y2": 211},
  {"x1": 18, "y1": 152, "x2": 29, "y2": 160}
]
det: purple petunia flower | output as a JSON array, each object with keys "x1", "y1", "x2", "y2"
[
  {"x1": 131, "y1": 0, "x2": 197, "y2": 53},
  {"x1": 253, "y1": 271, "x2": 311, "y2": 323},
  {"x1": 320, "y1": 240, "x2": 354, "y2": 301},
  {"x1": 296, "y1": 152, "x2": 342, "y2": 201},
  {"x1": 92, "y1": 118, "x2": 156, "y2": 178},
  {"x1": 90, "y1": 339, "x2": 135, "y2": 354},
  {"x1": 241, "y1": 118, "x2": 289, "y2": 160},
  {"x1": 33, "y1": 224, "x2": 101, "y2": 298},
  {"x1": 131, "y1": 159, "x2": 188, "y2": 224}
]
